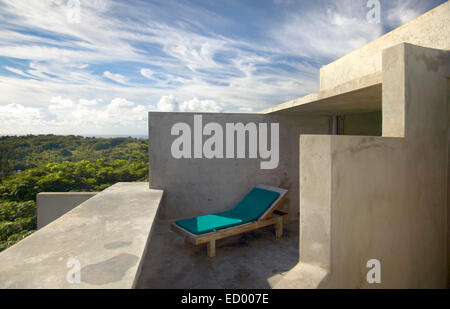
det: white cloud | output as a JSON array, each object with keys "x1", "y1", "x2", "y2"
[
  {"x1": 179, "y1": 97, "x2": 224, "y2": 112},
  {"x1": 140, "y1": 68, "x2": 154, "y2": 79},
  {"x1": 0, "y1": 94, "x2": 222, "y2": 135},
  {"x1": 0, "y1": 103, "x2": 42, "y2": 122},
  {"x1": 271, "y1": 1, "x2": 383, "y2": 60},
  {"x1": 156, "y1": 95, "x2": 178, "y2": 112},
  {"x1": 104, "y1": 98, "x2": 148, "y2": 126},
  {"x1": 0, "y1": 96, "x2": 154, "y2": 134},
  {"x1": 0, "y1": 103, "x2": 44, "y2": 134},
  {"x1": 47, "y1": 96, "x2": 149, "y2": 129},
  {"x1": 103, "y1": 71, "x2": 127, "y2": 84},
  {"x1": 79, "y1": 98, "x2": 98, "y2": 106},
  {"x1": 154, "y1": 95, "x2": 224, "y2": 113},
  {"x1": 4, "y1": 66, "x2": 33, "y2": 78},
  {"x1": 384, "y1": 0, "x2": 432, "y2": 28}
]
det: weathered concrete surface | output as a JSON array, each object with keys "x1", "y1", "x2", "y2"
[
  {"x1": 148, "y1": 112, "x2": 329, "y2": 220},
  {"x1": 37, "y1": 192, "x2": 97, "y2": 229},
  {"x1": 293, "y1": 44, "x2": 449, "y2": 288},
  {"x1": 0, "y1": 183, "x2": 164, "y2": 289},
  {"x1": 298, "y1": 135, "x2": 332, "y2": 271},
  {"x1": 448, "y1": 119, "x2": 450, "y2": 288},
  {"x1": 260, "y1": 72, "x2": 381, "y2": 115},
  {"x1": 135, "y1": 219, "x2": 299, "y2": 288},
  {"x1": 272, "y1": 135, "x2": 332, "y2": 289},
  {"x1": 273, "y1": 262, "x2": 327, "y2": 289},
  {"x1": 319, "y1": 2, "x2": 450, "y2": 90},
  {"x1": 381, "y1": 44, "x2": 406, "y2": 138}
]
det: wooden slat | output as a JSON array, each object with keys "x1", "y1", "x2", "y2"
[
  {"x1": 272, "y1": 209, "x2": 288, "y2": 216},
  {"x1": 193, "y1": 217, "x2": 278, "y2": 245},
  {"x1": 171, "y1": 212, "x2": 288, "y2": 246}
]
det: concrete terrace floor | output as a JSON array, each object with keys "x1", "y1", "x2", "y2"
[{"x1": 136, "y1": 219, "x2": 299, "y2": 289}]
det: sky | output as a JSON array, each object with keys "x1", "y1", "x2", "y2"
[{"x1": 0, "y1": 0, "x2": 446, "y2": 135}]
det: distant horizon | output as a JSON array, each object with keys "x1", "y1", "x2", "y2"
[{"x1": 0, "y1": 133, "x2": 148, "y2": 139}]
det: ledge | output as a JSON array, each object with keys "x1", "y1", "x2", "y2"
[
  {"x1": 37, "y1": 192, "x2": 98, "y2": 229},
  {"x1": 273, "y1": 262, "x2": 328, "y2": 289},
  {"x1": 259, "y1": 72, "x2": 381, "y2": 115},
  {"x1": 0, "y1": 182, "x2": 164, "y2": 289}
]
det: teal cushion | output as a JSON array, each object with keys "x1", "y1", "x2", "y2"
[{"x1": 175, "y1": 187, "x2": 280, "y2": 235}]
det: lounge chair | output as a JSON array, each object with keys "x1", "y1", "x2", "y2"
[{"x1": 171, "y1": 184, "x2": 288, "y2": 257}]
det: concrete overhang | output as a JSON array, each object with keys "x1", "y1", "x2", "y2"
[{"x1": 260, "y1": 72, "x2": 381, "y2": 116}]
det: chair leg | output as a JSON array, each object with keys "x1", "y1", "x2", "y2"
[
  {"x1": 185, "y1": 238, "x2": 200, "y2": 252},
  {"x1": 207, "y1": 239, "x2": 216, "y2": 258},
  {"x1": 275, "y1": 216, "x2": 283, "y2": 239}
]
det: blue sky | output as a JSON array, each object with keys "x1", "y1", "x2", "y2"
[{"x1": 0, "y1": 0, "x2": 446, "y2": 135}]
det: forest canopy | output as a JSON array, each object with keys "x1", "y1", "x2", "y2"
[{"x1": 0, "y1": 135, "x2": 148, "y2": 251}]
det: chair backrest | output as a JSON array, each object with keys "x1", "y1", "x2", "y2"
[
  {"x1": 255, "y1": 184, "x2": 288, "y2": 220},
  {"x1": 228, "y1": 185, "x2": 288, "y2": 222}
]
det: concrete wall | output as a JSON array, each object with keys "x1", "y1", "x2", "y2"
[
  {"x1": 447, "y1": 77, "x2": 450, "y2": 288},
  {"x1": 0, "y1": 183, "x2": 163, "y2": 288},
  {"x1": 148, "y1": 112, "x2": 329, "y2": 220},
  {"x1": 37, "y1": 192, "x2": 97, "y2": 229},
  {"x1": 299, "y1": 135, "x2": 332, "y2": 272},
  {"x1": 320, "y1": 2, "x2": 450, "y2": 90},
  {"x1": 297, "y1": 44, "x2": 449, "y2": 288}
]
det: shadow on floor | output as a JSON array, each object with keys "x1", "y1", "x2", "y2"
[{"x1": 136, "y1": 219, "x2": 299, "y2": 289}]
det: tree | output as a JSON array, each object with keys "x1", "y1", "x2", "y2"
[{"x1": 0, "y1": 142, "x2": 14, "y2": 179}]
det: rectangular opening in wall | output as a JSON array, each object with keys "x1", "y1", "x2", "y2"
[{"x1": 337, "y1": 111, "x2": 382, "y2": 136}]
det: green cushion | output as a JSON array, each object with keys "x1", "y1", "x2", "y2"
[{"x1": 175, "y1": 187, "x2": 280, "y2": 235}]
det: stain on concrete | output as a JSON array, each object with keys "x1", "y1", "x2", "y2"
[
  {"x1": 413, "y1": 50, "x2": 449, "y2": 73},
  {"x1": 234, "y1": 266, "x2": 250, "y2": 282},
  {"x1": 81, "y1": 253, "x2": 138, "y2": 285},
  {"x1": 62, "y1": 223, "x2": 87, "y2": 234},
  {"x1": 104, "y1": 241, "x2": 132, "y2": 250},
  {"x1": 348, "y1": 140, "x2": 382, "y2": 156}
]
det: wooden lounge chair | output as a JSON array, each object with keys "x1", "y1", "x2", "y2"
[{"x1": 171, "y1": 184, "x2": 288, "y2": 257}]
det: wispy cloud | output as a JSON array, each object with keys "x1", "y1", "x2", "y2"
[
  {"x1": 103, "y1": 71, "x2": 127, "y2": 84},
  {"x1": 4, "y1": 66, "x2": 34, "y2": 78},
  {"x1": 0, "y1": 0, "x2": 445, "y2": 134},
  {"x1": 140, "y1": 68, "x2": 155, "y2": 80}
]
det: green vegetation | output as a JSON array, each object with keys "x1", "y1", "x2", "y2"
[{"x1": 0, "y1": 135, "x2": 148, "y2": 252}]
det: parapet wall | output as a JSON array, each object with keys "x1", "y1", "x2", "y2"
[
  {"x1": 37, "y1": 192, "x2": 97, "y2": 228},
  {"x1": 319, "y1": 2, "x2": 450, "y2": 90},
  {"x1": 0, "y1": 183, "x2": 164, "y2": 288}
]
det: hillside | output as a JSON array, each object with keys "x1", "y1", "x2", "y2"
[
  {"x1": 0, "y1": 134, "x2": 147, "y2": 176},
  {"x1": 0, "y1": 135, "x2": 148, "y2": 251}
]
